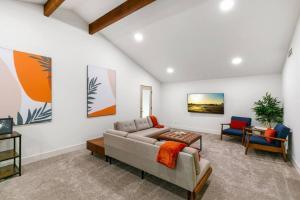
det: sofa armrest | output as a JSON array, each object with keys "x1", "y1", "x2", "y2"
[
  {"x1": 105, "y1": 129, "x2": 128, "y2": 137},
  {"x1": 245, "y1": 132, "x2": 287, "y2": 142},
  {"x1": 258, "y1": 134, "x2": 287, "y2": 142}
]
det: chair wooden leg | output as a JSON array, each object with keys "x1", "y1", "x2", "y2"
[
  {"x1": 242, "y1": 129, "x2": 246, "y2": 145},
  {"x1": 245, "y1": 146, "x2": 249, "y2": 155},
  {"x1": 220, "y1": 131, "x2": 223, "y2": 140},
  {"x1": 220, "y1": 125, "x2": 223, "y2": 140},
  {"x1": 141, "y1": 170, "x2": 145, "y2": 179},
  {"x1": 245, "y1": 141, "x2": 250, "y2": 155},
  {"x1": 187, "y1": 191, "x2": 194, "y2": 200},
  {"x1": 281, "y1": 142, "x2": 287, "y2": 162},
  {"x1": 245, "y1": 135, "x2": 250, "y2": 155}
]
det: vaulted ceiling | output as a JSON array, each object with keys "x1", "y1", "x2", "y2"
[{"x1": 18, "y1": 0, "x2": 300, "y2": 82}]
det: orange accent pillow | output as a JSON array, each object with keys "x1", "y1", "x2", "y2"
[
  {"x1": 150, "y1": 115, "x2": 159, "y2": 127},
  {"x1": 265, "y1": 128, "x2": 277, "y2": 143},
  {"x1": 157, "y1": 141, "x2": 187, "y2": 169},
  {"x1": 154, "y1": 124, "x2": 165, "y2": 128}
]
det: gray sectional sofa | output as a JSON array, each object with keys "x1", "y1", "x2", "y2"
[{"x1": 104, "y1": 117, "x2": 212, "y2": 200}]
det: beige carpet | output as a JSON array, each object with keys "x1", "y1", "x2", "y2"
[{"x1": 0, "y1": 133, "x2": 300, "y2": 200}]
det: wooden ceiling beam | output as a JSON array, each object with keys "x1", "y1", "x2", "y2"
[
  {"x1": 89, "y1": 0, "x2": 156, "y2": 34},
  {"x1": 44, "y1": 0, "x2": 65, "y2": 17}
]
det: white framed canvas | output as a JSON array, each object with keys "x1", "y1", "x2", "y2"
[{"x1": 87, "y1": 65, "x2": 116, "y2": 117}]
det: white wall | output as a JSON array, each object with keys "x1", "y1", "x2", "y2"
[
  {"x1": 160, "y1": 75, "x2": 282, "y2": 134},
  {"x1": 283, "y1": 16, "x2": 300, "y2": 170},
  {"x1": 0, "y1": 0, "x2": 160, "y2": 162}
]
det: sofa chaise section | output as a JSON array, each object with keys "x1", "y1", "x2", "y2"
[{"x1": 104, "y1": 128, "x2": 212, "y2": 200}]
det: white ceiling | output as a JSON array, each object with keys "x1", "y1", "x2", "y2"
[{"x1": 18, "y1": 0, "x2": 300, "y2": 82}]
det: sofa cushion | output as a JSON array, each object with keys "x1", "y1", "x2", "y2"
[
  {"x1": 133, "y1": 127, "x2": 170, "y2": 138},
  {"x1": 127, "y1": 134, "x2": 157, "y2": 144},
  {"x1": 147, "y1": 116, "x2": 153, "y2": 127},
  {"x1": 182, "y1": 147, "x2": 200, "y2": 175},
  {"x1": 105, "y1": 129, "x2": 128, "y2": 137},
  {"x1": 155, "y1": 141, "x2": 165, "y2": 146},
  {"x1": 223, "y1": 128, "x2": 243, "y2": 136},
  {"x1": 116, "y1": 120, "x2": 137, "y2": 133},
  {"x1": 134, "y1": 118, "x2": 150, "y2": 131},
  {"x1": 249, "y1": 135, "x2": 279, "y2": 147}
]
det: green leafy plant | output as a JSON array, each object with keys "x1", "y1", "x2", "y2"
[
  {"x1": 15, "y1": 103, "x2": 52, "y2": 125},
  {"x1": 87, "y1": 77, "x2": 101, "y2": 113},
  {"x1": 253, "y1": 93, "x2": 283, "y2": 128}
]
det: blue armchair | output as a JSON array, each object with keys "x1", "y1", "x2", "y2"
[
  {"x1": 245, "y1": 124, "x2": 291, "y2": 161},
  {"x1": 221, "y1": 116, "x2": 252, "y2": 144}
]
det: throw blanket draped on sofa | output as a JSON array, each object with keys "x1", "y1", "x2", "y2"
[{"x1": 157, "y1": 141, "x2": 187, "y2": 169}]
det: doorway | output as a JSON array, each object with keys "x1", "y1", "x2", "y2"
[{"x1": 140, "y1": 85, "x2": 152, "y2": 118}]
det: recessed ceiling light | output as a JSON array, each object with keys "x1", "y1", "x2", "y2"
[
  {"x1": 232, "y1": 57, "x2": 243, "y2": 65},
  {"x1": 220, "y1": 0, "x2": 235, "y2": 12},
  {"x1": 166, "y1": 67, "x2": 174, "y2": 74},
  {"x1": 134, "y1": 32, "x2": 143, "y2": 42}
]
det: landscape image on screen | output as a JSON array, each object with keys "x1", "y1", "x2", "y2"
[{"x1": 188, "y1": 93, "x2": 224, "y2": 114}]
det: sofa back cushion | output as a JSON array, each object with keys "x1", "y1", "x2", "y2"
[
  {"x1": 127, "y1": 134, "x2": 157, "y2": 144},
  {"x1": 106, "y1": 129, "x2": 128, "y2": 137},
  {"x1": 134, "y1": 118, "x2": 150, "y2": 131},
  {"x1": 274, "y1": 124, "x2": 290, "y2": 139},
  {"x1": 182, "y1": 147, "x2": 201, "y2": 175},
  {"x1": 116, "y1": 120, "x2": 137, "y2": 133}
]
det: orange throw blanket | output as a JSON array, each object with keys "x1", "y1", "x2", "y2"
[{"x1": 157, "y1": 141, "x2": 187, "y2": 169}]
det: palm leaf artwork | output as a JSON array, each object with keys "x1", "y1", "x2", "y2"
[
  {"x1": 30, "y1": 55, "x2": 52, "y2": 79},
  {"x1": 87, "y1": 77, "x2": 101, "y2": 113},
  {"x1": 15, "y1": 103, "x2": 52, "y2": 125}
]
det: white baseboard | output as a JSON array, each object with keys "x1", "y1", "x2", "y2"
[
  {"x1": 168, "y1": 124, "x2": 220, "y2": 135},
  {"x1": 23, "y1": 143, "x2": 86, "y2": 165},
  {"x1": 291, "y1": 156, "x2": 300, "y2": 175}
]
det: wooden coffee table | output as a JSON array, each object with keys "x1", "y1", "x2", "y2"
[{"x1": 158, "y1": 131, "x2": 202, "y2": 151}]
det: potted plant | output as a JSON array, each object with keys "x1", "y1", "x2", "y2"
[{"x1": 253, "y1": 93, "x2": 283, "y2": 128}]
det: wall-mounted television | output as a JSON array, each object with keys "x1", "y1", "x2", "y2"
[{"x1": 187, "y1": 93, "x2": 224, "y2": 114}]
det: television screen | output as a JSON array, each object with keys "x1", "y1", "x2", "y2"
[{"x1": 187, "y1": 93, "x2": 224, "y2": 114}]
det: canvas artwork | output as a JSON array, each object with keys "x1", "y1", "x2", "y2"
[
  {"x1": 188, "y1": 93, "x2": 224, "y2": 114},
  {"x1": 87, "y1": 65, "x2": 116, "y2": 117},
  {"x1": 0, "y1": 47, "x2": 52, "y2": 125},
  {"x1": 0, "y1": 118, "x2": 13, "y2": 134}
]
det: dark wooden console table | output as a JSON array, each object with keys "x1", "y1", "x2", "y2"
[{"x1": 0, "y1": 131, "x2": 22, "y2": 180}]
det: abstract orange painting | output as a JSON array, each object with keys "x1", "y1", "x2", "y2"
[
  {"x1": 87, "y1": 65, "x2": 116, "y2": 117},
  {"x1": 0, "y1": 47, "x2": 52, "y2": 125}
]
